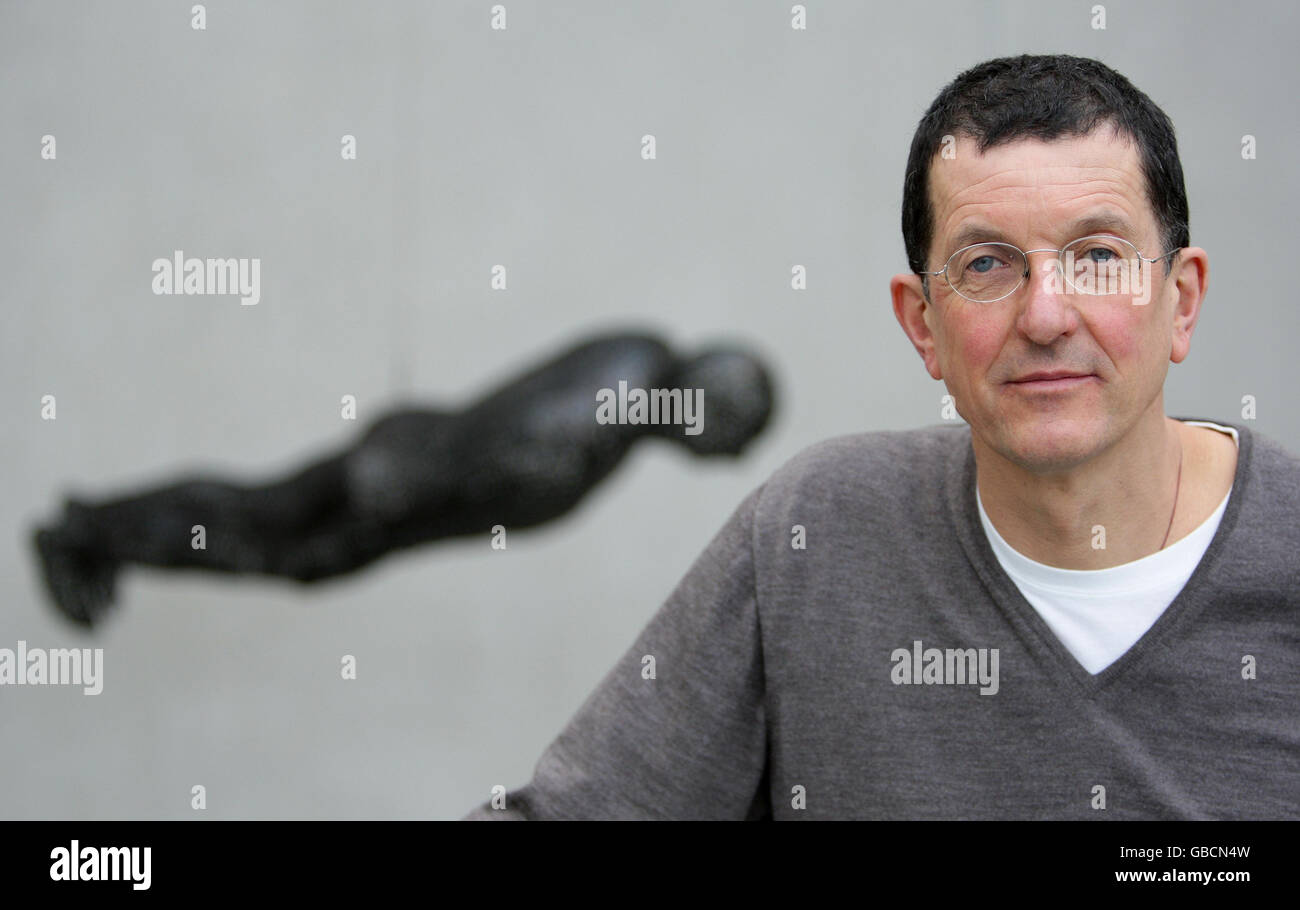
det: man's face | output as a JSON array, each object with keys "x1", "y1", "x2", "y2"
[{"x1": 896, "y1": 127, "x2": 1201, "y2": 473}]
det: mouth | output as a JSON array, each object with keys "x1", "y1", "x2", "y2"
[{"x1": 1005, "y1": 372, "x2": 1097, "y2": 391}]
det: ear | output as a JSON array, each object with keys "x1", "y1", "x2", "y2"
[
  {"x1": 892, "y1": 272, "x2": 944, "y2": 380},
  {"x1": 1167, "y1": 247, "x2": 1209, "y2": 365}
]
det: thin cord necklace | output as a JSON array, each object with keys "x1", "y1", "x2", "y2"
[{"x1": 1158, "y1": 436, "x2": 1184, "y2": 550}]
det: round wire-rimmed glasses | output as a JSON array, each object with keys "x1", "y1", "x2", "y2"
[{"x1": 920, "y1": 234, "x2": 1181, "y2": 303}]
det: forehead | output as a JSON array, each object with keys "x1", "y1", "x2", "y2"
[{"x1": 928, "y1": 128, "x2": 1155, "y2": 250}]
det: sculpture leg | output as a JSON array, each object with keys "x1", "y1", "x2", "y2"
[{"x1": 32, "y1": 452, "x2": 355, "y2": 624}]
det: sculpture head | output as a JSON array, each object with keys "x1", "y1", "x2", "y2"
[{"x1": 661, "y1": 346, "x2": 775, "y2": 456}]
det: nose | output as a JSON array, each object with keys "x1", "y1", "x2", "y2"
[{"x1": 1014, "y1": 250, "x2": 1078, "y2": 345}]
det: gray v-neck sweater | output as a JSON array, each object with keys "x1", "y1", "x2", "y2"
[{"x1": 462, "y1": 417, "x2": 1300, "y2": 819}]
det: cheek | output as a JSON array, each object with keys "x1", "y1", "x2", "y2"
[
  {"x1": 1091, "y1": 306, "x2": 1160, "y2": 371},
  {"x1": 947, "y1": 310, "x2": 1006, "y2": 378}
]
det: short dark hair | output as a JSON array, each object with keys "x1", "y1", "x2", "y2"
[{"x1": 902, "y1": 54, "x2": 1189, "y2": 289}]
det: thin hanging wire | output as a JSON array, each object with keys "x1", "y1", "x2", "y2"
[{"x1": 387, "y1": 13, "x2": 417, "y2": 405}]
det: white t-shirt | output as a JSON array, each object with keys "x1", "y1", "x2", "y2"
[{"x1": 976, "y1": 420, "x2": 1239, "y2": 675}]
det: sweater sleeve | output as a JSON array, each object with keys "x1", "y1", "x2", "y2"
[{"x1": 460, "y1": 484, "x2": 770, "y2": 820}]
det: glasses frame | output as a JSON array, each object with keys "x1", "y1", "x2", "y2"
[{"x1": 919, "y1": 234, "x2": 1182, "y2": 303}]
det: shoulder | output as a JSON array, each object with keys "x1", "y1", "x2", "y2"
[
  {"x1": 1175, "y1": 419, "x2": 1300, "y2": 569},
  {"x1": 752, "y1": 423, "x2": 968, "y2": 517},
  {"x1": 1177, "y1": 417, "x2": 1300, "y2": 484},
  {"x1": 1246, "y1": 427, "x2": 1300, "y2": 478},
  {"x1": 1200, "y1": 422, "x2": 1300, "y2": 599},
  {"x1": 1241, "y1": 426, "x2": 1300, "y2": 523}
]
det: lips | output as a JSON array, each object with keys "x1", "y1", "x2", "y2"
[
  {"x1": 1008, "y1": 371, "x2": 1093, "y2": 383},
  {"x1": 1005, "y1": 372, "x2": 1098, "y2": 393}
]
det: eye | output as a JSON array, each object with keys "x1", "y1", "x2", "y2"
[
  {"x1": 1082, "y1": 246, "x2": 1118, "y2": 263},
  {"x1": 1067, "y1": 237, "x2": 1131, "y2": 265},
  {"x1": 959, "y1": 248, "x2": 1014, "y2": 275}
]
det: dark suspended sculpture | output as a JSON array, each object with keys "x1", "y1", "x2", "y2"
[{"x1": 32, "y1": 330, "x2": 776, "y2": 627}]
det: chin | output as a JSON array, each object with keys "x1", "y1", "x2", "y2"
[{"x1": 995, "y1": 414, "x2": 1110, "y2": 473}]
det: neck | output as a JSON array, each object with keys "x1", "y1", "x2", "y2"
[{"x1": 973, "y1": 404, "x2": 1183, "y2": 569}]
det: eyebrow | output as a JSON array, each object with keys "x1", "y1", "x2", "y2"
[{"x1": 942, "y1": 211, "x2": 1141, "y2": 258}]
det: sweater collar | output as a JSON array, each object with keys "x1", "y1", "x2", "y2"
[{"x1": 944, "y1": 416, "x2": 1256, "y2": 693}]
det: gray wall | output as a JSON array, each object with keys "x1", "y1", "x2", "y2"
[{"x1": 2, "y1": 0, "x2": 1295, "y2": 818}]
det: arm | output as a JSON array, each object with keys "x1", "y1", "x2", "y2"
[{"x1": 461, "y1": 485, "x2": 770, "y2": 820}]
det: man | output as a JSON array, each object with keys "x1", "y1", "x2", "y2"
[{"x1": 463, "y1": 54, "x2": 1300, "y2": 820}]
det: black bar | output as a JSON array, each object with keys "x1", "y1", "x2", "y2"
[{"x1": 3, "y1": 820, "x2": 1292, "y2": 895}]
